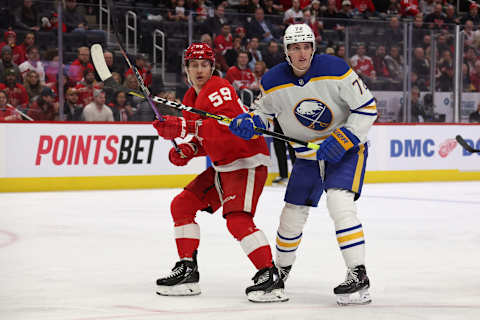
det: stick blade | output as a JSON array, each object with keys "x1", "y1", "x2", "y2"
[{"x1": 90, "y1": 44, "x2": 112, "y2": 81}]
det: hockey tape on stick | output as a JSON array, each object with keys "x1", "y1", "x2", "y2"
[
  {"x1": 91, "y1": 45, "x2": 318, "y2": 151},
  {"x1": 456, "y1": 135, "x2": 480, "y2": 153},
  {"x1": 6, "y1": 105, "x2": 34, "y2": 121}
]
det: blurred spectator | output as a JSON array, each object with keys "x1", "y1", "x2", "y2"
[
  {"x1": 436, "y1": 49, "x2": 453, "y2": 91},
  {"x1": 400, "y1": 0, "x2": 419, "y2": 17},
  {"x1": 123, "y1": 74, "x2": 143, "y2": 109},
  {"x1": 195, "y1": 0, "x2": 209, "y2": 22},
  {"x1": 23, "y1": 70, "x2": 44, "y2": 101},
  {"x1": 372, "y1": 45, "x2": 390, "y2": 79},
  {"x1": 325, "y1": 47, "x2": 335, "y2": 55},
  {"x1": 82, "y1": 89, "x2": 114, "y2": 122},
  {"x1": 384, "y1": 45, "x2": 404, "y2": 83},
  {"x1": 14, "y1": 0, "x2": 41, "y2": 31},
  {"x1": 0, "y1": 30, "x2": 23, "y2": 65},
  {"x1": 284, "y1": 0, "x2": 304, "y2": 25},
  {"x1": 27, "y1": 86, "x2": 58, "y2": 121},
  {"x1": 68, "y1": 46, "x2": 94, "y2": 85},
  {"x1": 247, "y1": 37, "x2": 263, "y2": 70},
  {"x1": 214, "y1": 24, "x2": 233, "y2": 54},
  {"x1": 19, "y1": 46, "x2": 45, "y2": 83},
  {"x1": 75, "y1": 68, "x2": 101, "y2": 107},
  {"x1": 262, "y1": 40, "x2": 284, "y2": 68},
  {"x1": 422, "y1": 33, "x2": 431, "y2": 51},
  {"x1": 464, "y1": 46, "x2": 478, "y2": 79},
  {"x1": 411, "y1": 70, "x2": 427, "y2": 90},
  {"x1": 15, "y1": 31, "x2": 35, "y2": 65},
  {"x1": 103, "y1": 50, "x2": 125, "y2": 83},
  {"x1": 245, "y1": 0, "x2": 263, "y2": 14},
  {"x1": 167, "y1": 0, "x2": 189, "y2": 21},
  {"x1": 62, "y1": 87, "x2": 83, "y2": 121},
  {"x1": 412, "y1": 47, "x2": 430, "y2": 86},
  {"x1": 351, "y1": 0, "x2": 376, "y2": 18},
  {"x1": 200, "y1": 33, "x2": 214, "y2": 48},
  {"x1": 303, "y1": 8, "x2": 323, "y2": 44},
  {"x1": 470, "y1": 60, "x2": 480, "y2": 91},
  {"x1": 108, "y1": 91, "x2": 134, "y2": 122},
  {"x1": 338, "y1": 0, "x2": 355, "y2": 19},
  {"x1": 461, "y1": 2, "x2": 480, "y2": 25},
  {"x1": 44, "y1": 49, "x2": 65, "y2": 86},
  {"x1": 443, "y1": 4, "x2": 458, "y2": 27},
  {"x1": 322, "y1": 0, "x2": 341, "y2": 30},
  {"x1": 63, "y1": 0, "x2": 88, "y2": 32},
  {"x1": 464, "y1": 20, "x2": 476, "y2": 47},
  {"x1": 225, "y1": 51, "x2": 257, "y2": 91},
  {"x1": 234, "y1": 26, "x2": 248, "y2": 47},
  {"x1": 409, "y1": 85, "x2": 432, "y2": 122},
  {"x1": 41, "y1": 12, "x2": 67, "y2": 33},
  {"x1": 0, "y1": 46, "x2": 21, "y2": 83},
  {"x1": 413, "y1": 13, "x2": 428, "y2": 46},
  {"x1": 0, "y1": 68, "x2": 29, "y2": 107},
  {"x1": 248, "y1": 7, "x2": 277, "y2": 43},
  {"x1": 386, "y1": 0, "x2": 400, "y2": 15},
  {"x1": 253, "y1": 60, "x2": 267, "y2": 89},
  {"x1": 202, "y1": 4, "x2": 229, "y2": 37},
  {"x1": 0, "y1": 90, "x2": 22, "y2": 121},
  {"x1": 419, "y1": 0, "x2": 434, "y2": 15},
  {"x1": 309, "y1": 0, "x2": 322, "y2": 19},
  {"x1": 350, "y1": 44, "x2": 376, "y2": 84},
  {"x1": 436, "y1": 33, "x2": 451, "y2": 55},
  {"x1": 125, "y1": 54, "x2": 152, "y2": 88},
  {"x1": 388, "y1": 16, "x2": 404, "y2": 46},
  {"x1": 225, "y1": 36, "x2": 245, "y2": 67},
  {"x1": 335, "y1": 44, "x2": 346, "y2": 59},
  {"x1": 469, "y1": 102, "x2": 480, "y2": 123},
  {"x1": 462, "y1": 63, "x2": 473, "y2": 92},
  {"x1": 424, "y1": 4, "x2": 445, "y2": 29},
  {"x1": 263, "y1": 0, "x2": 282, "y2": 15}
]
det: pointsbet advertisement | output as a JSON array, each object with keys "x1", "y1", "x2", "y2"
[{"x1": 0, "y1": 122, "x2": 479, "y2": 191}]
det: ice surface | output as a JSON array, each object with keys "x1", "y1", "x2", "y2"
[{"x1": 1, "y1": 182, "x2": 480, "y2": 320}]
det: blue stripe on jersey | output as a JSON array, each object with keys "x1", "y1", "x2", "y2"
[
  {"x1": 276, "y1": 246, "x2": 298, "y2": 253},
  {"x1": 352, "y1": 98, "x2": 375, "y2": 110},
  {"x1": 340, "y1": 240, "x2": 365, "y2": 250},
  {"x1": 336, "y1": 224, "x2": 362, "y2": 234},
  {"x1": 294, "y1": 146, "x2": 312, "y2": 153},
  {"x1": 351, "y1": 110, "x2": 378, "y2": 116},
  {"x1": 277, "y1": 232, "x2": 303, "y2": 241}
]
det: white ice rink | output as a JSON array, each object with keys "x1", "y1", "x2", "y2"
[{"x1": 1, "y1": 181, "x2": 480, "y2": 320}]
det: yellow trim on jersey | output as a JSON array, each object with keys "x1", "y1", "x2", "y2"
[
  {"x1": 361, "y1": 105, "x2": 377, "y2": 110},
  {"x1": 332, "y1": 128, "x2": 354, "y2": 150},
  {"x1": 352, "y1": 144, "x2": 366, "y2": 193},
  {"x1": 276, "y1": 238, "x2": 302, "y2": 248},
  {"x1": 337, "y1": 231, "x2": 364, "y2": 243},
  {"x1": 264, "y1": 83, "x2": 295, "y2": 94},
  {"x1": 310, "y1": 68, "x2": 353, "y2": 82}
]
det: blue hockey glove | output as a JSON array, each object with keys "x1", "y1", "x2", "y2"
[
  {"x1": 229, "y1": 113, "x2": 266, "y2": 140},
  {"x1": 317, "y1": 127, "x2": 360, "y2": 163}
]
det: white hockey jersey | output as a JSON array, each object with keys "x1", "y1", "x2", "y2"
[{"x1": 254, "y1": 54, "x2": 377, "y2": 160}]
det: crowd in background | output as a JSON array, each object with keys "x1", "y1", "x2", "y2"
[{"x1": 0, "y1": 0, "x2": 480, "y2": 122}]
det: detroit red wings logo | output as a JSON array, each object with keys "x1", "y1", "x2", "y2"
[{"x1": 438, "y1": 139, "x2": 457, "y2": 158}]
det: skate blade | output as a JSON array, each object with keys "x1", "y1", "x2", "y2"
[
  {"x1": 156, "y1": 283, "x2": 201, "y2": 296},
  {"x1": 336, "y1": 289, "x2": 371, "y2": 306},
  {"x1": 247, "y1": 288, "x2": 289, "y2": 303}
]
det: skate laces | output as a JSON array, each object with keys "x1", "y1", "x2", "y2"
[
  {"x1": 166, "y1": 262, "x2": 185, "y2": 279},
  {"x1": 341, "y1": 268, "x2": 359, "y2": 286},
  {"x1": 252, "y1": 268, "x2": 271, "y2": 284}
]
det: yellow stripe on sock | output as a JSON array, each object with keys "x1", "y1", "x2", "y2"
[
  {"x1": 337, "y1": 231, "x2": 364, "y2": 244},
  {"x1": 276, "y1": 238, "x2": 302, "y2": 248}
]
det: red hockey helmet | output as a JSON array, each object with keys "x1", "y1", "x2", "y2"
[{"x1": 184, "y1": 42, "x2": 215, "y2": 66}]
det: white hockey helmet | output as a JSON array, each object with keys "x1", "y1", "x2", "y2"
[{"x1": 283, "y1": 24, "x2": 315, "y2": 70}]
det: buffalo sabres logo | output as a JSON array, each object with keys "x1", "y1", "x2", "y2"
[{"x1": 293, "y1": 99, "x2": 333, "y2": 131}]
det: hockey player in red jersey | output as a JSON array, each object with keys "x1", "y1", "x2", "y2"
[{"x1": 152, "y1": 42, "x2": 287, "y2": 303}]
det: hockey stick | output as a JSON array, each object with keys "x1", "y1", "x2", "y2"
[
  {"x1": 91, "y1": 45, "x2": 319, "y2": 151},
  {"x1": 456, "y1": 135, "x2": 480, "y2": 153},
  {"x1": 6, "y1": 105, "x2": 34, "y2": 121},
  {"x1": 99, "y1": 0, "x2": 178, "y2": 150}
]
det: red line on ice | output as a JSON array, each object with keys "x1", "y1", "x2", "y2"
[{"x1": 0, "y1": 229, "x2": 18, "y2": 248}]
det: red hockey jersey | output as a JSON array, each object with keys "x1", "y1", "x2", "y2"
[{"x1": 182, "y1": 76, "x2": 270, "y2": 171}]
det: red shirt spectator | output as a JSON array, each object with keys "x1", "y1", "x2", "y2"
[
  {"x1": 400, "y1": 0, "x2": 419, "y2": 17},
  {"x1": 0, "y1": 68, "x2": 29, "y2": 107},
  {"x1": 0, "y1": 30, "x2": 23, "y2": 66},
  {"x1": 74, "y1": 68, "x2": 101, "y2": 107},
  {"x1": 214, "y1": 24, "x2": 233, "y2": 54},
  {"x1": 124, "y1": 53, "x2": 152, "y2": 88},
  {"x1": 350, "y1": 45, "x2": 376, "y2": 78},
  {"x1": 27, "y1": 87, "x2": 58, "y2": 121},
  {"x1": 352, "y1": 0, "x2": 375, "y2": 13},
  {"x1": 68, "y1": 46, "x2": 94, "y2": 85},
  {"x1": 225, "y1": 52, "x2": 257, "y2": 91},
  {"x1": 15, "y1": 32, "x2": 35, "y2": 65}
]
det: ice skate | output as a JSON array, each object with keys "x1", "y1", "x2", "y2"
[
  {"x1": 277, "y1": 265, "x2": 292, "y2": 283},
  {"x1": 246, "y1": 266, "x2": 289, "y2": 303},
  {"x1": 334, "y1": 265, "x2": 371, "y2": 306},
  {"x1": 272, "y1": 177, "x2": 288, "y2": 186},
  {"x1": 156, "y1": 251, "x2": 200, "y2": 296}
]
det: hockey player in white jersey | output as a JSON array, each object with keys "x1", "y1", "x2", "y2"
[{"x1": 229, "y1": 24, "x2": 377, "y2": 306}]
